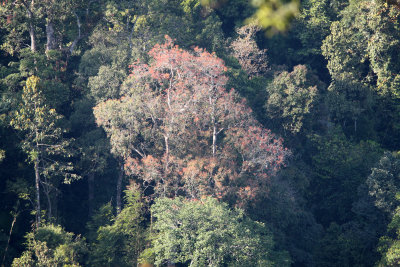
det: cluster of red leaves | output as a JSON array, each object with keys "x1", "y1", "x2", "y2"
[{"x1": 95, "y1": 36, "x2": 290, "y2": 206}]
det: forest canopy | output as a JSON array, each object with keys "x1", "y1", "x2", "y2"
[{"x1": 1, "y1": 0, "x2": 400, "y2": 266}]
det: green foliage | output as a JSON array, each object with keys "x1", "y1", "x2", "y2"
[
  {"x1": 12, "y1": 224, "x2": 87, "y2": 267},
  {"x1": 86, "y1": 202, "x2": 114, "y2": 243},
  {"x1": 325, "y1": 75, "x2": 375, "y2": 135},
  {"x1": 248, "y1": 168, "x2": 323, "y2": 266},
  {"x1": 309, "y1": 128, "x2": 383, "y2": 224},
  {"x1": 367, "y1": 1, "x2": 400, "y2": 98},
  {"x1": 9, "y1": 76, "x2": 78, "y2": 224},
  {"x1": 322, "y1": 1, "x2": 370, "y2": 82},
  {"x1": 88, "y1": 65, "x2": 126, "y2": 104},
  {"x1": 367, "y1": 152, "x2": 400, "y2": 216},
  {"x1": 146, "y1": 197, "x2": 290, "y2": 266},
  {"x1": 288, "y1": 0, "x2": 336, "y2": 73},
  {"x1": 0, "y1": 149, "x2": 4, "y2": 163},
  {"x1": 246, "y1": 0, "x2": 300, "y2": 34},
  {"x1": 2, "y1": 1, "x2": 400, "y2": 266},
  {"x1": 315, "y1": 222, "x2": 373, "y2": 267},
  {"x1": 225, "y1": 65, "x2": 268, "y2": 122},
  {"x1": 377, "y1": 207, "x2": 400, "y2": 266},
  {"x1": 88, "y1": 185, "x2": 145, "y2": 266},
  {"x1": 10, "y1": 76, "x2": 77, "y2": 182},
  {"x1": 265, "y1": 65, "x2": 323, "y2": 133}
]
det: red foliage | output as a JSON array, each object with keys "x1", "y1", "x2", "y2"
[{"x1": 95, "y1": 36, "x2": 290, "y2": 206}]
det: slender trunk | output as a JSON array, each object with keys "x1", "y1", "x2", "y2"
[
  {"x1": 68, "y1": 11, "x2": 82, "y2": 54},
  {"x1": 45, "y1": 188, "x2": 52, "y2": 220},
  {"x1": 128, "y1": 17, "x2": 138, "y2": 50},
  {"x1": 210, "y1": 92, "x2": 216, "y2": 158},
  {"x1": 29, "y1": 22, "x2": 36, "y2": 52},
  {"x1": 116, "y1": 164, "x2": 124, "y2": 214},
  {"x1": 212, "y1": 124, "x2": 217, "y2": 158},
  {"x1": 24, "y1": 1, "x2": 36, "y2": 52},
  {"x1": 164, "y1": 135, "x2": 169, "y2": 172},
  {"x1": 46, "y1": 20, "x2": 56, "y2": 51},
  {"x1": 163, "y1": 135, "x2": 169, "y2": 197},
  {"x1": 88, "y1": 172, "x2": 95, "y2": 217},
  {"x1": 354, "y1": 118, "x2": 357, "y2": 133},
  {"x1": 1, "y1": 213, "x2": 17, "y2": 266},
  {"x1": 34, "y1": 159, "x2": 41, "y2": 227}
]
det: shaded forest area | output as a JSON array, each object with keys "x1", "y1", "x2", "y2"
[{"x1": 1, "y1": 0, "x2": 400, "y2": 266}]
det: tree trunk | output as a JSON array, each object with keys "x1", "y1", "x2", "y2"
[
  {"x1": 45, "y1": 188, "x2": 52, "y2": 220},
  {"x1": 68, "y1": 11, "x2": 82, "y2": 54},
  {"x1": 164, "y1": 135, "x2": 169, "y2": 172},
  {"x1": 88, "y1": 172, "x2": 95, "y2": 217},
  {"x1": 29, "y1": 22, "x2": 36, "y2": 52},
  {"x1": 212, "y1": 124, "x2": 217, "y2": 158},
  {"x1": 46, "y1": 20, "x2": 56, "y2": 51},
  {"x1": 116, "y1": 164, "x2": 124, "y2": 214},
  {"x1": 210, "y1": 91, "x2": 217, "y2": 159},
  {"x1": 34, "y1": 159, "x2": 41, "y2": 227},
  {"x1": 1, "y1": 213, "x2": 17, "y2": 266},
  {"x1": 22, "y1": 0, "x2": 36, "y2": 52}
]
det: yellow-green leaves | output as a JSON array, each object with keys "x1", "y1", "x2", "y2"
[
  {"x1": 248, "y1": 0, "x2": 300, "y2": 34},
  {"x1": 201, "y1": 0, "x2": 300, "y2": 34}
]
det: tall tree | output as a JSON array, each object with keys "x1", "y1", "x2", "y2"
[
  {"x1": 94, "y1": 37, "x2": 289, "y2": 206},
  {"x1": 0, "y1": 0, "x2": 100, "y2": 56},
  {"x1": 10, "y1": 76, "x2": 78, "y2": 226}
]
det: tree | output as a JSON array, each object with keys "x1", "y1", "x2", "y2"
[
  {"x1": 230, "y1": 22, "x2": 269, "y2": 78},
  {"x1": 367, "y1": 0, "x2": 400, "y2": 98},
  {"x1": 94, "y1": 37, "x2": 289, "y2": 205},
  {"x1": 377, "y1": 207, "x2": 400, "y2": 266},
  {"x1": 74, "y1": 0, "x2": 228, "y2": 213},
  {"x1": 321, "y1": 0, "x2": 400, "y2": 144},
  {"x1": 309, "y1": 128, "x2": 383, "y2": 225},
  {"x1": 68, "y1": 95, "x2": 116, "y2": 218},
  {"x1": 10, "y1": 76, "x2": 78, "y2": 226},
  {"x1": 288, "y1": 0, "x2": 337, "y2": 75},
  {"x1": 265, "y1": 65, "x2": 322, "y2": 134},
  {"x1": 88, "y1": 183, "x2": 145, "y2": 267},
  {"x1": 11, "y1": 224, "x2": 87, "y2": 267},
  {"x1": 320, "y1": 0, "x2": 373, "y2": 135},
  {"x1": 142, "y1": 197, "x2": 290, "y2": 267},
  {"x1": 0, "y1": 0, "x2": 100, "y2": 56},
  {"x1": 367, "y1": 152, "x2": 400, "y2": 216}
]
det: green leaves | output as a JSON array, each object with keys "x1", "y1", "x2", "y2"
[
  {"x1": 88, "y1": 185, "x2": 145, "y2": 267},
  {"x1": 265, "y1": 65, "x2": 322, "y2": 133},
  {"x1": 10, "y1": 76, "x2": 79, "y2": 222},
  {"x1": 11, "y1": 76, "x2": 76, "y2": 179},
  {"x1": 367, "y1": 152, "x2": 400, "y2": 216},
  {"x1": 12, "y1": 224, "x2": 87, "y2": 267},
  {"x1": 147, "y1": 197, "x2": 290, "y2": 266},
  {"x1": 247, "y1": 0, "x2": 300, "y2": 34}
]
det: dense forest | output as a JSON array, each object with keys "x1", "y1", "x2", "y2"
[{"x1": 1, "y1": 0, "x2": 400, "y2": 266}]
